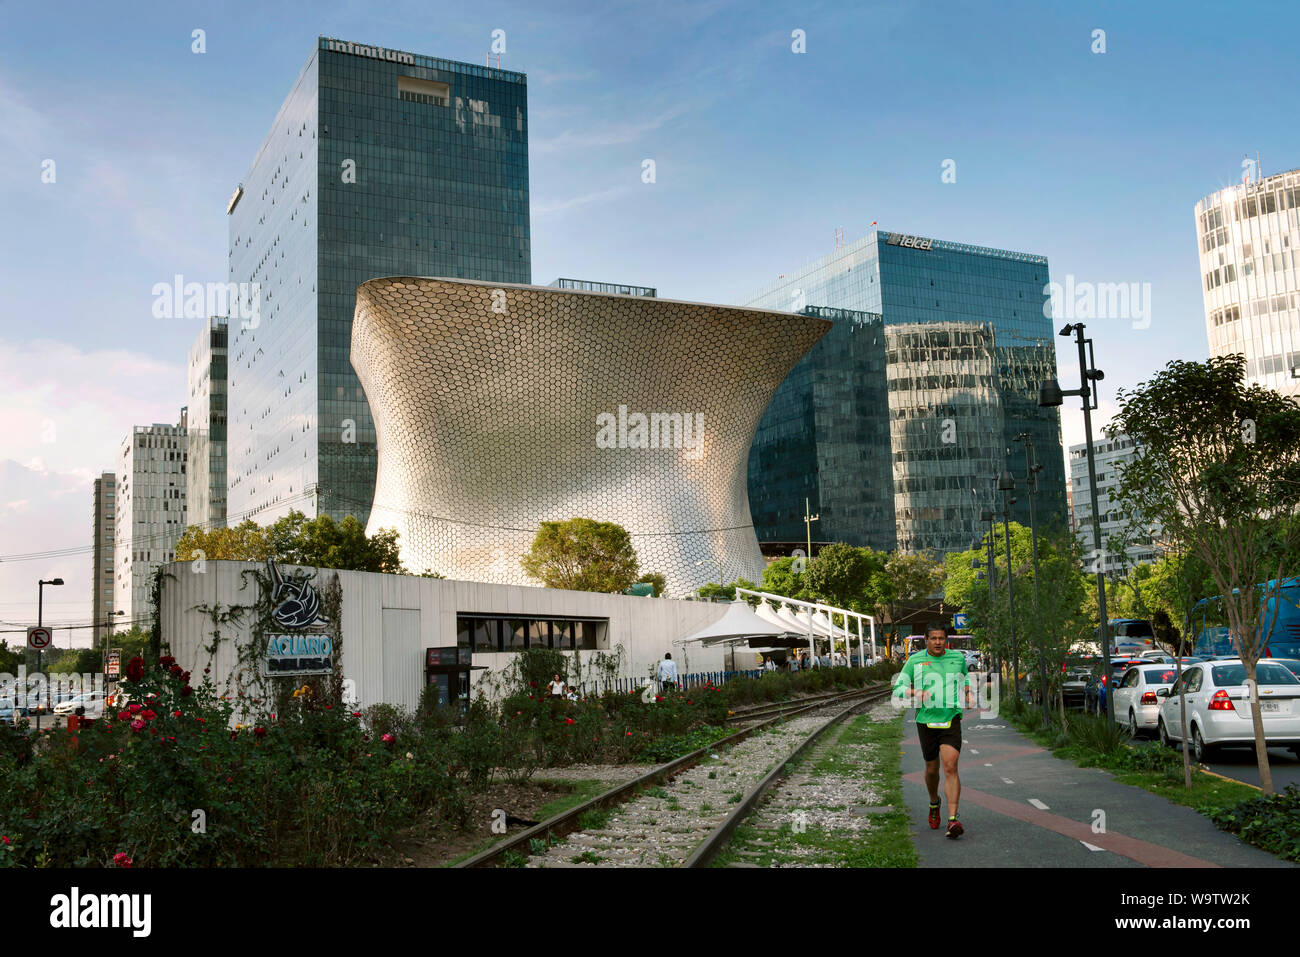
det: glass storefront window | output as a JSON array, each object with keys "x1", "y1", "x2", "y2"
[
  {"x1": 474, "y1": 619, "x2": 500, "y2": 653},
  {"x1": 550, "y1": 620, "x2": 574, "y2": 650}
]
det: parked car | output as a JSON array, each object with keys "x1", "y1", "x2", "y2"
[
  {"x1": 1138, "y1": 652, "x2": 1177, "y2": 663},
  {"x1": 53, "y1": 691, "x2": 107, "y2": 717},
  {"x1": 1156, "y1": 659, "x2": 1300, "y2": 762},
  {"x1": 1062, "y1": 667, "x2": 1091, "y2": 709},
  {"x1": 1111, "y1": 664, "x2": 1179, "y2": 736},
  {"x1": 1272, "y1": 658, "x2": 1300, "y2": 682},
  {"x1": 1083, "y1": 658, "x2": 1146, "y2": 715}
]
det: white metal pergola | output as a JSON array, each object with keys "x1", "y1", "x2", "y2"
[{"x1": 734, "y1": 588, "x2": 877, "y2": 668}]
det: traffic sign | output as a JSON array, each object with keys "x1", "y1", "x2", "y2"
[
  {"x1": 954, "y1": 613, "x2": 969, "y2": 630},
  {"x1": 27, "y1": 626, "x2": 53, "y2": 650}
]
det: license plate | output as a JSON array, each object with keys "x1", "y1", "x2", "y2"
[{"x1": 1260, "y1": 700, "x2": 1280, "y2": 712}]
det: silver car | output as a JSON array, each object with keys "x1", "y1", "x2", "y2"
[
  {"x1": 1112, "y1": 664, "x2": 1180, "y2": 736},
  {"x1": 1156, "y1": 659, "x2": 1300, "y2": 763}
]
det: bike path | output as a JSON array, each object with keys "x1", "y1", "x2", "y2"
[{"x1": 898, "y1": 708, "x2": 1291, "y2": 868}]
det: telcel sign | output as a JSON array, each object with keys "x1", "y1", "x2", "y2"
[{"x1": 887, "y1": 232, "x2": 934, "y2": 250}]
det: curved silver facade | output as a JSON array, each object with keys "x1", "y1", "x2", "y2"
[{"x1": 351, "y1": 278, "x2": 831, "y2": 596}]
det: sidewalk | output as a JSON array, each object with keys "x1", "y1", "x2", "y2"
[{"x1": 900, "y1": 708, "x2": 1293, "y2": 868}]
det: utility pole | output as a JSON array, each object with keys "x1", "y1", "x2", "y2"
[
  {"x1": 803, "y1": 497, "x2": 819, "y2": 561},
  {"x1": 998, "y1": 471, "x2": 1020, "y2": 702},
  {"x1": 1039, "y1": 323, "x2": 1113, "y2": 722},
  {"x1": 1015, "y1": 432, "x2": 1048, "y2": 721}
]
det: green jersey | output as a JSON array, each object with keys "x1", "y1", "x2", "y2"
[{"x1": 895, "y1": 649, "x2": 969, "y2": 726}]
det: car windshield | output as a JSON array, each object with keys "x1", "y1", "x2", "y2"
[
  {"x1": 1142, "y1": 668, "x2": 1177, "y2": 684},
  {"x1": 1210, "y1": 663, "x2": 1300, "y2": 686}
]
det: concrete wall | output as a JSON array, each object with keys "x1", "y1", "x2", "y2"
[{"x1": 159, "y1": 561, "x2": 730, "y2": 712}]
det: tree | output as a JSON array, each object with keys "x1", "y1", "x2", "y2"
[
  {"x1": 872, "y1": 551, "x2": 945, "y2": 653},
  {"x1": 1111, "y1": 355, "x2": 1300, "y2": 794},
  {"x1": 759, "y1": 557, "x2": 809, "y2": 602},
  {"x1": 177, "y1": 511, "x2": 406, "y2": 574},
  {"x1": 696, "y1": 578, "x2": 757, "y2": 603},
  {"x1": 520, "y1": 518, "x2": 639, "y2": 593},
  {"x1": 176, "y1": 519, "x2": 270, "y2": 561},
  {"x1": 804, "y1": 543, "x2": 882, "y2": 611},
  {"x1": 636, "y1": 572, "x2": 666, "y2": 597}
]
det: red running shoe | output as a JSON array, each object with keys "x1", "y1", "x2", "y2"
[
  {"x1": 946, "y1": 817, "x2": 964, "y2": 839},
  {"x1": 928, "y1": 802, "x2": 941, "y2": 829}
]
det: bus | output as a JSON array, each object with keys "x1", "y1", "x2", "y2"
[
  {"x1": 1190, "y1": 578, "x2": 1300, "y2": 660},
  {"x1": 1095, "y1": 619, "x2": 1156, "y2": 657}
]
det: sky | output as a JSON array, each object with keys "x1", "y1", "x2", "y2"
[{"x1": 2, "y1": 0, "x2": 1298, "y2": 643}]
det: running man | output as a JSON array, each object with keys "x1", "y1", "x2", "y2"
[{"x1": 894, "y1": 623, "x2": 975, "y2": 839}]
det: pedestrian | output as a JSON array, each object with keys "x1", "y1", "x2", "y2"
[
  {"x1": 764, "y1": 658, "x2": 776, "y2": 673},
  {"x1": 893, "y1": 623, "x2": 973, "y2": 839},
  {"x1": 657, "y1": 653, "x2": 678, "y2": 692},
  {"x1": 566, "y1": 685, "x2": 579, "y2": 702},
  {"x1": 547, "y1": 674, "x2": 566, "y2": 699}
]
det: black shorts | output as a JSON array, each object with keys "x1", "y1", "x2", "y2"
[{"x1": 916, "y1": 717, "x2": 962, "y2": 762}]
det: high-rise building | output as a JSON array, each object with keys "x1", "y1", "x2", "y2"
[
  {"x1": 187, "y1": 317, "x2": 228, "y2": 531},
  {"x1": 92, "y1": 472, "x2": 116, "y2": 648},
  {"x1": 226, "y1": 37, "x2": 531, "y2": 527},
  {"x1": 115, "y1": 416, "x2": 188, "y2": 626},
  {"x1": 1195, "y1": 167, "x2": 1300, "y2": 397},
  {"x1": 1069, "y1": 430, "x2": 1162, "y2": 576},
  {"x1": 744, "y1": 229, "x2": 1067, "y2": 556}
]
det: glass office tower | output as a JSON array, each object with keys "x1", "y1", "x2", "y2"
[
  {"x1": 747, "y1": 306, "x2": 895, "y2": 550},
  {"x1": 745, "y1": 229, "x2": 1067, "y2": 555},
  {"x1": 227, "y1": 37, "x2": 530, "y2": 526}
]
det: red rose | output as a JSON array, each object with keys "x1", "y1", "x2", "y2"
[
  {"x1": 529, "y1": 681, "x2": 537, "y2": 688},
  {"x1": 127, "y1": 704, "x2": 142, "y2": 715},
  {"x1": 159, "y1": 656, "x2": 176, "y2": 668},
  {"x1": 172, "y1": 710, "x2": 182, "y2": 718},
  {"x1": 195, "y1": 717, "x2": 206, "y2": 724},
  {"x1": 125, "y1": 656, "x2": 145, "y2": 683},
  {"x1": 564, "y1": 717, "x2": 575, "y2": 725},
  {"x1": 1, "y1": 836, "x2": 9, "y2": 846},
  {"x1": 117, "y1": 711, "x2": 130, "y2": 722},
  {"x1": 142, "y1": 710, "x2": 157, "y2": 721},
  {"x1": 352, "y1": 711, "x2": 362, "y2": 718},
  {"x1": 181, "y1": 685, "x2": 194, "y2": 697},
  {"x1": 381, "y1": 732, "x2": 395, "y2": 744},
  {"x1": 253, "y1": 726, "x2": 266, "y2": 738},
  {"x1": 130, "y1": 719, "x2": 145, "y2": 732},
  {"x1": 112, "y1": 852, "x2": 132, "y2": 868},
  {"x1": 170, "y1": 665, "x2": 183, "y2": 678}
]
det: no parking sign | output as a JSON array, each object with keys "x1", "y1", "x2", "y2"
[{"x1": 27, "y1": 626, "x2": 52, "y2": 650}]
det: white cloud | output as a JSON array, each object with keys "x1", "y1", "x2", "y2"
[
  {"x1": 532, "y1": 105, "x2": 692, "y2": 155},
  {"x1": 532, "y1": 186, "x2": 631, "y2": 218},
  {"x1": 0, "y1": 338, "x2": 185, "y2": 475}
]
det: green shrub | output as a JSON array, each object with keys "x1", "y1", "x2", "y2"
[{"x1": 1210, "y1": 785, "x2": 1300, "y2": 862}]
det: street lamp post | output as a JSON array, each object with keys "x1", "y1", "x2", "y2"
[
  {"x1": 997, "y1": 472, "x2": 1020, "y2": 701},
  {"x1": 1015, "y1": 432, "x2": 1049, "y2": 721},
  {"x1": 36, "y1": 577, "x2": 64, "y2": 731},
  {"x1": 979, "y1": 507, "x2": 997, "y2": 677},
  {"x1": 1039, "y1": 321, "x2": 1114, "y2": 723}
]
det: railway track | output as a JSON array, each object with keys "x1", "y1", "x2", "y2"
[{"x1": 456, "y1": 683, "x2": 892, "y2": 868}]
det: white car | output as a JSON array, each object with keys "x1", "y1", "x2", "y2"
[
  {"x1": 1156, "y1": 659, "x2": 1300, "y2": 763},
  {"x1": 53, "y1": 692, "x2": 107, "y2": 717},
  {"x1": 1111, "y1": 663, "x2": 1179, "y2": 736}
]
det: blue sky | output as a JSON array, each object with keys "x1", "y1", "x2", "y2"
[{"x1": 2, "y1": 0, "x2": 1298, "y2": 635}]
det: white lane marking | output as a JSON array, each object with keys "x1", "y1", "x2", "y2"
[
  {"x1": 1028, "y1": 798, "x2": 1049, "y2": 810},
  {"x1": 984, "y1": 762, "x2": 993, "y2": 766},
  {"x1": 970, "y1": 748, "x2": 979, "y2": 754},
  {"x1": 1000, "y1": 777, "x2": 1014, "y2": 784},
  {"x1": 1080, "y1": 841, "x2": 1106, "y2": 852}
]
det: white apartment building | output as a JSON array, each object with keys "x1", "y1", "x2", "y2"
[
  {"x1": 115, "y1": 415, "x2": 189, "y2": 627},
  {"x1": 1195, "y1": 166, "x2": 1300, "y2": 397},
  {"x1": 1069, "y1": 431, "x2": 1163, "y2": 577}
]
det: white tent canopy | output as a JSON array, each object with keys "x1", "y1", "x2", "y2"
[
  {"x1": 675, "y1": 600, "x2": 788, "y2": 646},
  {"x1": 754, "y1": 602, "x2": 797, "y2": 634}
]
